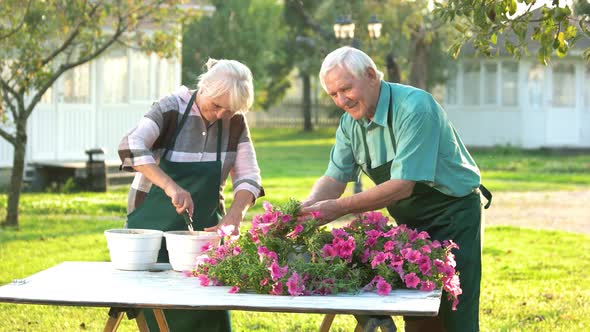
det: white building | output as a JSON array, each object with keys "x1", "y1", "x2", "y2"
[
  {"x1": 0, "y1": 46, "x2": 181, "y2": 168},
  {"x1": 443, "y1": 18, "x2": 590, "y2": 149}
]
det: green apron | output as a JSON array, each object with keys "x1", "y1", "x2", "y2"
[
  {"x1": 127, "y1": 91, "x2": 231, "y2": 332},
  {"x1": 359, "y1": 86, "x2": 481, "y2": 332}
]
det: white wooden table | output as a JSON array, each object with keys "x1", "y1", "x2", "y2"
[{"x1": 0, "y1": 262, "x2": 441, "y2": 332}]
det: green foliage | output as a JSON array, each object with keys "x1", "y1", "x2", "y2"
[
  {"x1": 181, "y1": 0, "x2": 291, "y2": 110},
  {"x1": 434, "y1": 0, "x2": 590, "y2": 64}
]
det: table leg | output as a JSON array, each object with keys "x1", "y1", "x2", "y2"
[
  {"x1": 354, "y1": 315, "x2": 396, "y2": 332},
  {"x1": 134, "y1": 310, "x2": 150, "y2": 332},
  {"x1": 319, "y1": 314, "x2": 335, "y2": 332},
  {"x1": 103, "y1": 308, "x2": 124, "y2": 332},
  {"x1": 152, "y1": 308, "x2": 170, "y2": 332}
]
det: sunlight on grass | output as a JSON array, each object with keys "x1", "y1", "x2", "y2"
[{"x1": 1, "y1": 218, "x2": 588, "y2": 331}]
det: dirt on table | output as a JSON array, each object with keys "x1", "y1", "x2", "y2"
[{"x1": 482, "y1": 190, "x2": 590, "y2": 235}]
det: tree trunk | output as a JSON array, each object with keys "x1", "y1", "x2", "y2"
[
  {"x1": 385, "y1": 53, "x2": 401, "y2": 84},
  {"x1": 301, "y1": 72, "x2": 312, "y2": 132},
  {"x1": 409, "y1": 31, "x2": 428, "y2": 90},
  {"x1": 3, "y1": 116, "x2": 27, "y2": 228}
]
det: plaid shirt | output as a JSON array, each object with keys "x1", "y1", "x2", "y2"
[{"x1": 118, "y1": 86, "x2": 264, "y2": 214}]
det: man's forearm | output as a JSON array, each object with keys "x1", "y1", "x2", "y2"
[
  {"x1": 337, "y1": 179, "x2": 415, "y2": 214},
  {"x1": 307, "y1": 176, "x2": 347, "y2": 202}
]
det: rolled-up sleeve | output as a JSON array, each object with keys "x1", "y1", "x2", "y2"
[
  {"x1": 118, "y1": 103, "x2": 163, "y2": 172},
  {"x1": 230, "y1": 121, "x2": 264, "y2": 200}
]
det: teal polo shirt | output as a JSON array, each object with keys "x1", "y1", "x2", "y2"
[{"x1": 325, "y1": 81, "x2": 481, "y2": 197}]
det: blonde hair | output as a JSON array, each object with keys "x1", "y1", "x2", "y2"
[
  {"x1": 319, "y1": 46, "x2": 384, "y2": 92},
  {"x1": 197, "y1": 58, "x2": 254, "y2": 113}
]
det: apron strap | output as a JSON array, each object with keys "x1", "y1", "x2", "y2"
[
  {"x1": 479, "y1": 184, "x2": 492, "y2": 209},
  {"x1": 164, "y1": 91, "x2": 198, "y2": 159},
  {"x1": 216, "y1": 120, "x2": 222, "y2": 162},
  {"x1": 360, "y1": 85, "x2": 396, "y2": 170}
]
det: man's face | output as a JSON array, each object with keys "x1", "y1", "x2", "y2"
[{"x1": 323, "y1": 66, "x2": 379, "y2": 120}]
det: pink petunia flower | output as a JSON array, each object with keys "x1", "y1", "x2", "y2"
[
  {"x1": 270, "y1": 282, "x2": 283, "y2": 295},
  {"x1": 383, "y1": 240, "x2": 396, "y2": 252},
  {"x1": 217, "y1": 224, "x2": 235, "y2": 237},
  {"x1": 269, "y1": 261, "x2": 289, "y2": 281},
  {"x1": 286, "y1": 272, "x2": 305, "y2": 296},
  {"x1": 286, "y1": 224, "x2": 304, "y2": 238},
  {"x1": 229, "y1": 286, "x2": 240, "y2": 293},
  {"x1": 420, "y1": 280, "x2": 436, "y2": 291},
  {"x1": 321, "y1": 244, "x2": 336, "y2": 260},
  {"x1": 404, "y1": 272, "x2": 420, "y2": 288},
  {"x1": 197, "y1": 274, "x2": 210, "y2": 286},
  {"x1": 371, "y1": 252, "x2": 388, "y2": 269},
  {"x1": 376, "y1": 278, "x2": 392, "y2": 296},
  {"x1": 262, "y1": 201, "x2": 273, "y2": 212},
  {"x1": 200, "y1": 242, "x2": 214, "y2": 252}
]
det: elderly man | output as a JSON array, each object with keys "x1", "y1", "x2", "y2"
[{"x1": 300, "y1": 46, "x2": 491, "y2": 332}]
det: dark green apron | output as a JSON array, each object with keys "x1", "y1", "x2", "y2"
[
  {"x1": 358, "y1": 86, "x2": 481, "y2": 332},
  {"x1": 127, "y1": 91, "x2": 231, "y2": 332}
]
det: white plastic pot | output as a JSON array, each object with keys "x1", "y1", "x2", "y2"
[
  {"x1": 164, "y1": 231, "x2": 221, "y2": 272},
  {"x1": 104, "y1": 229, "x2": 163, "y2": 271}
]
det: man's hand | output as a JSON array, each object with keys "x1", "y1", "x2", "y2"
[{"x1": 298, "y1": 199, "x2": 347, "y2": 225}]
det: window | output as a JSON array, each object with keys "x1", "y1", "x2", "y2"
[
  {"x1": 157, "y1": 57, "x2": 177, "y2": 98},
  {"x1": 102, "y1": 47, "x2": 129, "y2": 104},
  {"x1": 63, "y1": 62, "x2": 90, "y2": 103},
  {"x1": 463, "y1": 62, "x2": 480, "y2": 105},
  {"x1": 527, "y1": 64, "x2": 544, "y2": 108},
  {"x1": 445, "y1": 72, "x2": 458, "y2": 105},
  {"x1": 130, "y1": 50, "x2": 151, "y2": 101},
  {"x1": 483, "y1": 63, "x2": 497, "y2": 104},
  {"x1": 40, "y1": 87, "x2": 53, "y2": 104},
  {"x1": 502, "y1": 62, "x2": 518, "y2": 106},
  {"x1": 552, "y1": 63, "x2": 575, "y2": 107}
]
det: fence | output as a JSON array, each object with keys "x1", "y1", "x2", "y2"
[{"x1": 247, "y1": 103, "x2": 340, "y2": 129}]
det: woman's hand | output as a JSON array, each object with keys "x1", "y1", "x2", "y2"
[
  {"x1": 164, "y1": 182, "x2": 194, "y2": 215},
  {"x1": 204, "y1": 211, "x2": 241, "y2": 236},
  {"x1": 204, "y1": 190, "x2": 254, "y2": 236}
]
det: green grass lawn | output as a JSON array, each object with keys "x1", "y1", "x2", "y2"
[
  {"x1": 1, "y1": 127, "x2": 589, "y2": 331},
  {"x1": 0, "y1": 218, "x2": 588, "y2": 331}
]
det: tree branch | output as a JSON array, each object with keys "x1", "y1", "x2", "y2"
[
  {"x1": 0, "y1": 0, "x2": 32, "y2": 40},
  {"x1": 25, "y1": 17, "x2": 128, "y2": 119},
  {"x1": 0, "y1": 85, "x2": 18, "y2": 121},
  {"x1": 40, "y1": 2, "x2": 101, "y2": 68},
  {"x1": 287, "y1": 1, "x2": 336, "y2": 42},
  {"x1": 0, "y1": 126, "x2": 16, "y2": 146}
]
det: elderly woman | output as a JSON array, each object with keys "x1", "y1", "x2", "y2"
[{"x1": 118, "y1": 58, "x2": 264, "y2": 331}]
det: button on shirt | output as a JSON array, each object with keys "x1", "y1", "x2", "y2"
[{"x1": 325, "y1": 81, "x2": 481, "y2": 197}]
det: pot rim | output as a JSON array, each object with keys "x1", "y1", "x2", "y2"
[
  {"x1": 104, "y1": 228, "x2": 163, "y2": 238},
  {"x1": 163, "y1": 230, "x2": 220, "y2": 239}
]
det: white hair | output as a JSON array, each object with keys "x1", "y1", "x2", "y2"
[
  {"x1": 319, "y1": 46, "x2": 384, "y2": 92},
  {"x1": 197, "y1": 58, "x2": 254, "y2": 113}
]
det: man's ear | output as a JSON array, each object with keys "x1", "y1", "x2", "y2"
[{"x1": 365, "y1": 67, "x2": 379, "y2": 83}]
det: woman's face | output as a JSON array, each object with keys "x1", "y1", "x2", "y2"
[{"x1": 197, "y1": 91, "x2": 234, "y2": 123}]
